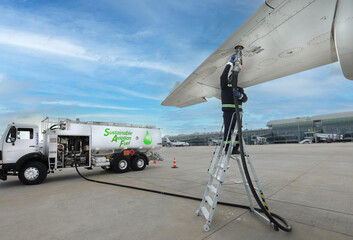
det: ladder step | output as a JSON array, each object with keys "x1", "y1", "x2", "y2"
[
  {"x1": 212, "y1": 174, "x2": 222, "y2": 182},
  {"x1": 205, "y1": 196, "x2": 214, "y2": 206},
  {"x1": 218, "y1": 163, "x2": 230, "y2": 170},
  {"x1": 201, "y1": 206, "x2": 209, "y2": 219},
  {"x1": 208, "y1": 185, "x2": 217, "y2": 194}
]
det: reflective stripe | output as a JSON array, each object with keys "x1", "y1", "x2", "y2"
[
  {"x1": 222, "y1": 104, "x2": 242, "y2": 108},
  {"x1": 224, "y1": 141, "x2": 231, "y2": 144},
  {"x1": 222, "y1": 104, "x2": 235, "y2": 108},
  {"x1": 226, "y1": 84, "x2": 242, "y2": 89},
  {"x1": 235, "y1": 141, "x2": 239, "y2": 144}
]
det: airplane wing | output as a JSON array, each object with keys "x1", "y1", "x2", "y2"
[{"x1": 162, "y1": 0, "x2": 353, "y2": 108}]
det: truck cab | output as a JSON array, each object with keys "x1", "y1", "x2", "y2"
[{"x1": 0, "y1": 124, "x2": 48, "y2": 184}]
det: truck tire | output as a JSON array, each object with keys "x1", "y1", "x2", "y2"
[
  {"x1": 18, "y1": 161, "x2": 48, "y2": 185},
  {"x1": 131, "y1": 155, "x2": 147, "y2": 171},
  {"x1": 112, "y1": 156, "x2": 130, "y2": 173}
]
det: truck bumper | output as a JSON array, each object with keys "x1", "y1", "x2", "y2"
[
  {"x1": 0, "y1": 170, "x2": 7, "y2": 181},
  {"x1": 0, "y1": 163, "x2": 16, "y2": 181}
]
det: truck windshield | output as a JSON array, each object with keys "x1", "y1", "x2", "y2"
[{"x1": 17, "y1": 128, "x2": 34, "y2": 140}]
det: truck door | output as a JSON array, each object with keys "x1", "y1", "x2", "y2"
[{"x1": 2, "y1": 127, "x2": 37, "y2": 164}]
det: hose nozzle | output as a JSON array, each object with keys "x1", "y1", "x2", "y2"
[{"x1": 232, "y1": 45, "x2": 244, "y2": 73}]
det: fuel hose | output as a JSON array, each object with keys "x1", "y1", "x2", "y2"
[
  {"x1": 74, "y1": 162, "x2": 291, "y2": 232},
  {"x1": 231, "y1": 70, "x2": 292, "y2": 232}
]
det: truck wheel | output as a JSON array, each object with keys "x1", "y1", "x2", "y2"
[
  {"x1": 18, "y1": 161, "x2": 47, "y2": 185},
  {"x1": 131, "y1": 155, "x2": 147, "y2": 171},
  {"x1": 112, "y1": 156, "x2": 130, "y2": 173}
]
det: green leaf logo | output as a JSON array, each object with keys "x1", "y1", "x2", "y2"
[{"x1": 144, "y1": 130, "x2": 152, "y2": 145}]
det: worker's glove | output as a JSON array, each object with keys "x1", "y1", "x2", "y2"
[
  {"x1": 233, "y1": 90, "x2": 243, "y2": 99},
  {"x1": 238, "y1": 87, "x2": 247, "y2": 102},
  {"x1": 241, "y1": 94, "x2": 248, "y2": 103},
  {"x1": 228, "y1": 54, "x2": 236, "y2": 64}
]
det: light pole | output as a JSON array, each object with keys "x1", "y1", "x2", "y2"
[
  {"x1": 245, "y1": 123, "x2": 248, "y2": 144},
  {"x1": 296, "y1": 117, "x2": 300, "y2": 143}
]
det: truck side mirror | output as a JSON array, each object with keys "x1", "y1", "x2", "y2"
[{"x1": 9, "y1": 126, "x2": 17, "y2": 144}]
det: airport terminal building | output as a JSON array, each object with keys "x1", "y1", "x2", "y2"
[
  {"x1": 165, "y1": 111, "x2": 353, "y2": 146},
  {"x1": 266, "y1": 111, "x2": 353, "y2": 143}
]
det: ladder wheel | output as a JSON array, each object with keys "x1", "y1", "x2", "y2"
[
  {"x1": 196, "y1": 209, "x2": 201, "y2": 216},
  {"x1": 203, "y1": 224, "x2": 210, "y2": 232}
]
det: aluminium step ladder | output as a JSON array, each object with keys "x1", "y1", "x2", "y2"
[{"x1": 196, "y1": 112, "x2": 273, "y2": 232}]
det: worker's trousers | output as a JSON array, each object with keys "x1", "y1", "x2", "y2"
[{"x1": 223, "y1": 110, "x2": 239, "y2": 152}]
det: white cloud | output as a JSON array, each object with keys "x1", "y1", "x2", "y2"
[
  {"x1": 114, "y1": 29, "x2": 154, "y2": 40},
  {"x1": 0, "y1": 27, "x2": 97, "y2": 61},
  {"x1": 42, "y1": 100, "x2": 140, "y2": 111},
  {"x1": 99, "y1": 57, "x2": 187, "y2": 78},
  {"x1": 113, "y1": 86, "x2": 164, "y2": 101},
  {"x1": 0, "y1": 72, "x2": 32, "y2": 96},
  {"x1": 0, "y1": 105, "x2": 13, "y2": 113},
  {"x1": 0, "y1": 73, "x2": 16, "y2": 94},
  {"x1": 0, "y1": 26, "x2": 187, "y2": 77}
]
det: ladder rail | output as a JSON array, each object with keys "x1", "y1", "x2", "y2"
[
  {"x1": 234, "y1": 155, "x2": 255, "y2": 211},
  {"x1": 207, "y1": 124, "x2": 224, "y2": 172},
  {"x1": 242, "y1": 137, "x2": 264, "y2": 194}
]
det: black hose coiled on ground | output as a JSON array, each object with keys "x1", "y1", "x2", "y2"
[{"x1": 74, "y1": 162, "x2": 291, "y2": 231}]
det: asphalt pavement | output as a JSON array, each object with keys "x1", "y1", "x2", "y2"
[{"x1": 0, "y1": 143, "x2": 352, "y2": 240}]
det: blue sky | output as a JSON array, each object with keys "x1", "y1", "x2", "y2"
[{"x1": 0, "y1": 0, "x2": 352, "y2": 137}]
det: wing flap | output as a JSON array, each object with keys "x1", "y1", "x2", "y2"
[{"x1": 176, "y1": 97, "x2": 207, "y2": 108}]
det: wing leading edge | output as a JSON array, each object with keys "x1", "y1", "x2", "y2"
[{"x1": 162, "y1": 0, "x2": 353, "y2": 108}]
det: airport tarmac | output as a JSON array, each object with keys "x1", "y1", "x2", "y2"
[{"x1": 0, "y1": 143, "x2": 352, "y2": 240}]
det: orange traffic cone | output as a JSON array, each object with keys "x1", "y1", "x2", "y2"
[{"x1": 171, "y1": 157, "x2": 178, "y2": 168}]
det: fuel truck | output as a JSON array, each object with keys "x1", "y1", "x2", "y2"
[{"x1": 0, "y1": 117, "x2": 163, "y2": 185}]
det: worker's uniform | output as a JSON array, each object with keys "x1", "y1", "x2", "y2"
[{"x1": 220, "y1": 63, "x2": 248, "y2": 153}]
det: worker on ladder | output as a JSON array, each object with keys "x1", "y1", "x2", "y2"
[{"x1": 220, "y1": 54, "x2": 248, "y2": 154}]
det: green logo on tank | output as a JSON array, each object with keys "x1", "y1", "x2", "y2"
[
  {"x1": 144, "y1": 131, "x2": 152, "y2": 145},
  {"x1": 104, "y1": 128, "x2": 132, "y2": 147}
]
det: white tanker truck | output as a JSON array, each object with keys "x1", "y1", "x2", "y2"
[{"x1": 0, "y1": 117, "x2": 163, "y2": 185}]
